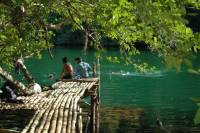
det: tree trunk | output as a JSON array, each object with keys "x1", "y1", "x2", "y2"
[
  {"x1": 83, "y1": 30, "x2": 89, "y2": 52},
  {"x1": 19, "y1": 62, "x2": 35, "y2": 84},
  {"x1": 0, "y1": 66, "x2": 27, "y2": 94}
]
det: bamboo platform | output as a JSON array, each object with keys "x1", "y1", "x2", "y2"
[{"x1": 0, "y1": 78, "x2": 100, "y2": 133}]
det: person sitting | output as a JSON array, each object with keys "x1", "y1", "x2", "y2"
[
  {"x1": 0, "y1": 81, "x2": 23, "y2": 103},
  {"x1": 60, "y1": 57, "x2": 73, "y2": 80},
  {"x1": 74, "y1": 57, "x2": 91, "y2": 79}
]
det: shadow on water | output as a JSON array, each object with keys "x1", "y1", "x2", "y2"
[
  {"x1": 0, "y1": 109, "x2": 35, "y2": 132},
  {"x1": 0, "y1": 107, "x2": 200, "y2": 133},
  {"x1": 100, "y1": 107, "x2": 145, "y2": 133},
  {"x1": 100, "y1": 107, "x2": 200, "y2": 133}
]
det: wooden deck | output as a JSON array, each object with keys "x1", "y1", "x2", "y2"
[{"x1": 0, "y1": 78, "x2": 100, "y2": 133}]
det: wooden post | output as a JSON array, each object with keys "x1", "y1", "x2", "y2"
[
  {"x1": 90, "y1": 81, "x2": 100, "y2": 133},
  {"x1": 96, "y1": 56, "x2": 100, "y2": 133},
  {"x1": 92, "y1": 63, "x2": 97, "y2": 78},
  {"x1": 77, "y1": 107, "x2": 83, "y2": 133},
  {"x1": 85, "y1": 115, "x2": 90, "y2": 133},
  {"x1": 96, "y1": 83, "x2": 100, "y2": 133},
  {"x1": 90, "y1": 93, "x2": 96, "y2": 133}
]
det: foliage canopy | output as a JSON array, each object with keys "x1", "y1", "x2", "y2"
[{"x1": 0, "y1": 0, "x2": 200, "y2": 70}]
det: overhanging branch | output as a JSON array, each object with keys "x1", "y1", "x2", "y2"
[
  {"x1": 67, "y1": 7, "x2": 85, "y2": 31},
  {"x1": 0, "y1": 0, "x2": 13, "y2": 6}
]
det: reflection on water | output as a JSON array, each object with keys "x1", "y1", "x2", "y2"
[
  {"x1": 0, "y1": 110, "x2": 35, "y2": 132},
  {"x1": 100, "y1": 107, "x2": 200, "y2": 133},
  {"x1": 100, "y1": 107, "x2": 144, "y2": 133}
]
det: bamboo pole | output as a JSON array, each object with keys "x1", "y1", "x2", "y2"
[
  {"x1": 23, "y1": 96, "x2": 32, "y2": 104},
  {"x1": 21, "y1": 101, "x2": 49, "y2": 133},
  {"x1": 69, "y1": 82, "x2": 88, "y2": 133},
  {"x1": 48, "y1": 87, "x2": 73, "y2": 133},
  {"x1": 61, "y1": 78, "x2": 99, "y2": 83},
  {"x1": 0, "y1": 129, "x2": 20, "y2": 133},
  {"x1": 66, "y1": 84, "x2": 81, "y2": 133},
  {"x1": 21, "y1": 89, "x2": 60, "y2": 133},
  {"x1": 1, "y1": 80, "x2": 99, "y2": 133},
  {"x1": 26, "y1": 89, "x2": 64, "y2": 133},
  {"x1": 28, "y1": 96, "x2": 41, "y2": 108},
  {"x1": 41, "y1": 91, "x2": 66, "y2": 133},
  {"x1": 71, "y1": 83, "x2": 89, "y2": 132},
  {"x1": 23, "y1": 89, "x2": 60, "y2": 133},
  {"x1": 67, "y1": 95, "x2": 75, "y2": 133},
  {"x1": 85, "y1": 116, "x2": 90, "y2": 133},
  {"x1": 35, "y1": 91, "x2": 68, "y2": 133},
  {"x1": 77, "y1": 107, "x2": 83, "y2": 133},
  {"x1": 49, "y1": 94, "x2": 66, "y2": 133},
  {"x1": 71, "y1": 97, "x2": 80, "y2": 133},
  {"x1": 28, "y1": 100, "x2": 54, "y2": 133},
  {"x1": 55, "y1": 94, "x2": 70, "y2": 133},
  {"x1": 61, "y1": 94, "x2": 73, "y2": 133},
  {"x1": 62, "y1": 82, "x2": 79, "y2": 133}
]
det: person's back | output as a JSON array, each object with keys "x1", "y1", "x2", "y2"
[
  {"x1": 64, "y1": 63, "x2": 73, "y2": 75},
  {"x1": 60, "y1": 57, "x2": 73, "y2": 80},
  {"x1": 75, "y1": 57, "x2": 91, "y2": 79},
  {"x1": 77, "y1": 62, "x2": 90, "y2": 78}
]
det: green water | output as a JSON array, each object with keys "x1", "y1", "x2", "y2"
[{"x1": 7, "y1": 47, "x2": 200, "y2": 132}]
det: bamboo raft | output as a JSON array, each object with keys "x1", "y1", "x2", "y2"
[{"x1": 0, "y1": 78, "x2": 100, "y2": 133}]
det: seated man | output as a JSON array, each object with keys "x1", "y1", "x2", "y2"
[
  {"x1": 60, "y1": 57, "x2": 73, "y2": 80},
  {"x1": 74, "y1": 57, "x2": 91, "y2": 79}
]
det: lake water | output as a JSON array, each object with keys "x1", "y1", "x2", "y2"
[{"x1": 2, "y1": 46, "x2": 200, "y2": 132}]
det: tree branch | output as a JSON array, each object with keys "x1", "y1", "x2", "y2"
[
  {"x1": 71, "y1": 0, "x2": 96, "y2": 7},
  {"x1": 67, "y1": 7, "x2": 85, "y2": 31},
  {"x1": 83, "y1": 29, "x2": 89, "y2": 51},
  {"x1": 47, "y1": 22, "x2": 65, "y2": 31},
  {"x1": 0, "y1": 66, "x2": 27, "y2": 95},
  {"x1": 0, "y1": 0, "x2": 13, "y2": 6}
]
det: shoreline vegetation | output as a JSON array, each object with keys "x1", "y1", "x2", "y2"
[{"x1": 52, "y1": 7, "x2": 200, "y2": 50}]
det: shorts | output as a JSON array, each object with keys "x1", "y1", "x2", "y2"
[{"x1": 63, "y1": 75, "x2": 72, "y2": 79}]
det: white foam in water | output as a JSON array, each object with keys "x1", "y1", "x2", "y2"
[{"x1": 109, "y1": 70, "x2": 166, "y2": 77}]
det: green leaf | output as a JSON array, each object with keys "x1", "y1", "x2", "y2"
[
  {"x1": 0, "y1": 35, "x2": 7, "y2": 40},
  {"x1": 194, "y1": 108, "x2": 200, "y2": 125},
  {"x1": 188, "y1": 69, "x2": 200, "y2": 75}
]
